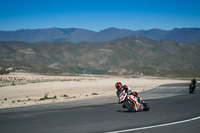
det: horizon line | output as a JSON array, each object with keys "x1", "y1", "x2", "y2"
[{"x1": 0, "y1": 27, "x2": 200, "y2": 32}]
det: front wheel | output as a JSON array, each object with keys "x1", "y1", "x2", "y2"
[
  {"x1": 143, "y1": 103, "x2": 150, "y2": 111},
  {"x1": 189, "y1": 88, "x2": 194, "y2": 93},
  {"x1": 189, "y1": 86, "x2": 195, "y2": 94}
]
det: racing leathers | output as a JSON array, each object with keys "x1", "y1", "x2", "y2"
[{"x1": 190, "y1": 78, "x2": 197, "y2": 88}]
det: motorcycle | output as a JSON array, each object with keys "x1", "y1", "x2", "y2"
[
  {"x1": 118, "y1": 90, "x2": 149, "y2": 112},
  {"x1": 189, "y1": 83, "x2": 196, "y2": 94}
]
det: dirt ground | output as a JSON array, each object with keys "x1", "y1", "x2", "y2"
[{"x1": 0, "y1": 72, "x2": 188, "y2": 109}]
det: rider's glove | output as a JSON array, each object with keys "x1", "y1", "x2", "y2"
[{"x1": 128, "y1": 90, "x2": 132, "y2": 95}]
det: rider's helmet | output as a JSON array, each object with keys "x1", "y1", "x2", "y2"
[
  {"x1": 115, "y1": 82, "x2": 122, "y2": 90},
  {"x1": 132, "y1": 91, "x2": 138, "y2": 97}
]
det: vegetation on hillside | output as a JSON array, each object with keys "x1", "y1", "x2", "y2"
[
  {"x1": 0, "y1": 69, "x2": 10, "y2": 75},
  {"x1": 0, "y1": 36, "x2": 200, "y2": 77}
]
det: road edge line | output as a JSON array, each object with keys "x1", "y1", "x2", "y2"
[{"x1": 106, "y1": 116, "x2": 200, "y2": 133}]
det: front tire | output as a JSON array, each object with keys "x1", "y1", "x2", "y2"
[
  {"x1": 143, "y1": 103, "x2": 149, "y2": 111},
  {"x1": 189, "y1": 86, "x2": 195, "y2": 94},
  {"x1": 189, "y1": 88, "x2": 193, "y2": 93}
]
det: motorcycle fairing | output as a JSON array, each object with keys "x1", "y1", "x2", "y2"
[
  {"x1": 118, "y1": 90, "x2": 127, "y2": 102},
  {"x1": 127, "y1": 94, "x2": 139, "y2": 111}
]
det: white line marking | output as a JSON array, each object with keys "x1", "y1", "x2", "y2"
[{"x1": 106, "y1": 116, "x2": 200, "y2": 133}]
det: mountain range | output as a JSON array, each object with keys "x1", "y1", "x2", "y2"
[
  {"x1": 1, "y1": 36, "x2": 200, "y2": 77},
  {"x1": 0, "y1": 27, "x2": 200, "y2": 43}
]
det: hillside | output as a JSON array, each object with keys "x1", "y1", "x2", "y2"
[
  {"x1": 0, "y1": 36, "x2": 200, "y2": 77},
  {"x1": 0, "y1": 27, "x2": 200, "y2": 43}
]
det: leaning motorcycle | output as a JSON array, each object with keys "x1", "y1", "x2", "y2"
[
  {"x1": 189, "y1": 84, "x2": 196, "y2": 94},
  {"x1": 118, "y1": 90, "x2": 149, "y2": 112}
]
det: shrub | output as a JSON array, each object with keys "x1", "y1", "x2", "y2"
[
  {"x1": 91, "y1": 93, "x2": 99, "y2": 95},
  {"x1": 39, "y1": 93, "x2": 49, "y2": 100},
  {"x1": 44, "y1": 93, "x2": 49, "y2": 99},
  {"x1": 63, "y1": 94, "x2": 69, "y2": 97},
  {"x1": 0, "y1": 69, "x2": 10, "y2": 75},
  {"x1": 39, "y1": 98, "x2": 46, "y2": 100},
  {"x1": 39, "y1": 93, "x2": 57, "y2": 100}
]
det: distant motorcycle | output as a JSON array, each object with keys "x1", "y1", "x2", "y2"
[
  {"x1": 118, "y1": 90, "x2": 149, "y2": 112},
  {"x1": 189, "y1": 83, "x2": 196, "y2": 94}
]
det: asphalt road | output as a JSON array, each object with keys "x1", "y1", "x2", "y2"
[{"x1": 0, "y1": 83, "x2": 200, "y2": 133}]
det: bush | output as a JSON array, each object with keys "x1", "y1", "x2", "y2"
[
  {"x1": 62, "y1": 94, "x2": 69, "y2": 97},
  {"x1": 39, "y1": 98, "x2": 46, "y2": 100},
  {"x1": 44, "y1": 93, "x2": 48, "y2": 99},
  {"x1": 0, "y1": 69, "x2": 10, "y2": 75},
  {"x1": 39, "y1": 93, "x2": 49, "y2": 100},
  {"x1": 91, "y1": 93, "x2": 99, "y2": 95},
  {"x1": 39, "y1": 93, "x2": 57, "y2": 100}
]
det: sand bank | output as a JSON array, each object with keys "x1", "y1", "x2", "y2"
[{"x1": 0, "y1": 73, "x2": 188, "y2": 109}]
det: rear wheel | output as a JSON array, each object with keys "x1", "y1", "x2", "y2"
[{"x1": 124, "y1": 99, "x2": 136, "y2": 112}]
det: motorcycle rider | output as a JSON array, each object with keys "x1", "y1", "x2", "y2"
[
  {"x1": 115, "y1": 82, "x2": 143, "y2": 108},
  {"x1": 191, "y1": 78, "x2": 197, "y2": 85},
  {"x1": 190, "y1": 78, "x2": 197, "y2": 88}
]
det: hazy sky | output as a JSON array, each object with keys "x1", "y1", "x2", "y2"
[{"x1": 0, "y1": 0, "x2": 200, "y2": 31}]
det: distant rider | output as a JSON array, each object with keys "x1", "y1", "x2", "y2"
[
  {"x1": 190, "y1": 78, "x2": 197, "y2": 87},
  {"x1": 191, "y1": 78, "x2": 197, "y2": 85},
  {"x1": 115, "y1": 82, "x2": 143, "y2": 108}
]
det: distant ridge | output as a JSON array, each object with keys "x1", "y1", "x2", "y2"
[
  {"x1": 0, "y1": 27, "x2": 200, "y2": 43},
  {"x1": 1, "y1": 36, "x2": 200, "y2": 77}
]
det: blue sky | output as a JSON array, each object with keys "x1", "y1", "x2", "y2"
[{"x1": 0, "y1": 0, "x2": 200, "y2": 31}]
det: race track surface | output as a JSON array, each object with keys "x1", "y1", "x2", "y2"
[{"x1": 0, "y1": 83, "x2": 200, "y2": 133}]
